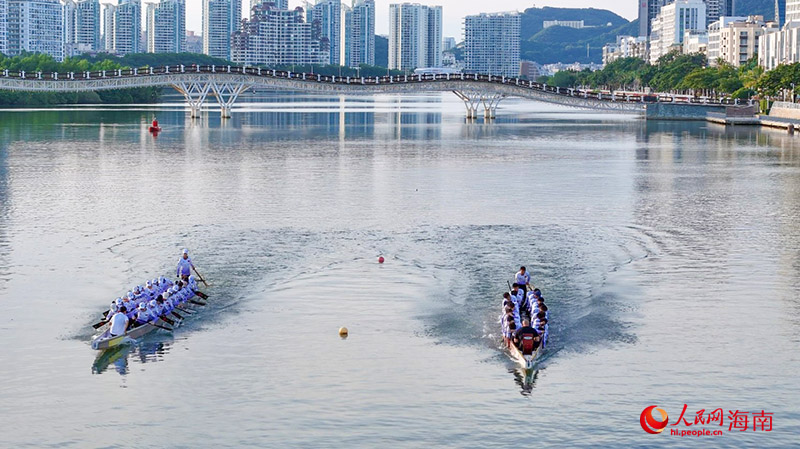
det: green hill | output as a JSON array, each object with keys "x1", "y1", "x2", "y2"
[
  {"x1": 735, "y1": 0, "x2": 778, "y2": 19},
  {"x1": 519, "y1": 6, "x2": 638, "y2": 64},
  {"x1": 515, "y1": 2, "x2": 784, "y2": 64}
]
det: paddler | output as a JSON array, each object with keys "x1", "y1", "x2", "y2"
[
  {"x1": 176, "y1": 249, "x2": 195, "y2": 282},
  {"x1": 515, "y1": 266, "x2": 532, "y2": 298},
  {"x1": 135, "y1": 303, "x2": 151, "y2": 326},
  {"x1": 512, "y1": 319, "x2": 540, "y2": 354},
  {"x1": 109, "y1": 306, "x2": 130, "y2": 337}
]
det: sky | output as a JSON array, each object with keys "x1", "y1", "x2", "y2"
[{"x1": 183, "y1": 0, "x2": 637, "y2": 40}]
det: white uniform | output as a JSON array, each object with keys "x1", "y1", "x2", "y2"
[
  {"x1": 136, "y1": 309, "x2": 151, "y2": 323},
  {"x1": 109, "y1": 312, "x2": 129, "y2": 336},
  {"x1": 515, "y1": 271, "x2": 530, "y2": 286}
]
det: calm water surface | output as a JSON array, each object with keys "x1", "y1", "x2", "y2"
[{"x1": 0, "y1": 93, "x2": 798, "y2": 448}]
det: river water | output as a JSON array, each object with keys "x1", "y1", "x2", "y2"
[{"x1": 0, "y1": 93, "x2": 798, "y2": 447}]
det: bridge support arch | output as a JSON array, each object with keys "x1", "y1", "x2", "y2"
[
  {"x1": 172, "y1": 82, "x2": 211, "y2": 118},
  {"x1": 209, "y1": 81, "x2": 252, "y2": 118},
  {"x1": 453, "y1": 90, "x2": 505, "y2": 120},
  {"x1": 172, "y1": 80, "x2": 251, "y2": 118}
]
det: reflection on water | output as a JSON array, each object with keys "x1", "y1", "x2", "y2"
[
  {"x1": 1, "y1": 93, "x2": 799, "y2": 447},
  {"x1": 511, "y1": 367, "x2": 541, "y2": 396},
  {"x1": 92, "y1": 337, "x2": 173, "y2": 375}
]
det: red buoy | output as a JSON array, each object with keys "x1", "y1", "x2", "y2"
[{"x1": 378, "y1": 256, "x2": 385, "y2": 264}]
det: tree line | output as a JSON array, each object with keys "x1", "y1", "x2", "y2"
[{"x1": 537, "y1": 51, "x2": 800, "y2": 100}]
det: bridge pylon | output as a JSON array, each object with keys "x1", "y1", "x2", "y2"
[
  {"x1": 172, "y1": 81, "x2": 211, "y2": 118},
  {"x1": 209, "y1": 81, "x2": 251, "y2": 118},
  {"x1": 453, "y1": 90, "x2": 505, "y2": 120}
]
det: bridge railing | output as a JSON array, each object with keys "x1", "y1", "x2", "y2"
[{"x1": 0, "y1": 64, "x2": 751, "y2": 106}]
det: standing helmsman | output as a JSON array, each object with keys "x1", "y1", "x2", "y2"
[
  {"x1": 177, "y1": 249, "x2": 195, "y2": 282},
  {"x1": 515, "y1": 266, "x2": 532, "y2": 298}
]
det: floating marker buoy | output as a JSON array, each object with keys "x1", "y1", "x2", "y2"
[
  {"x1": 378, "y1": 256, "x2": 384, "y2": 264},
  {"x1": 339, "y1": 327, "x2": 348, "y2": 338}
]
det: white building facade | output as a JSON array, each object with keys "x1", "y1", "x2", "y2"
[
  {"x1": 203, "y1": 0, "x2": 239, "y2": 60},
  {"x1": 0, "y1": 0, "x2": 7, "y2": 55},
  {"x1": 6, "y1": 0, "x2": 64, "y2": 60},
  {"x1": 103, "y1": 0, "x2": 140, "y2": 55},
  {"x1": 344, "y1": 0, "x2": 374, "y2": 67},
  {"x1": 389, "y1": 3, "x2": 442, "y2": 71},
  {"x1": 602, "y1": 35, "x2": 648, "y2": 65},
  {"x1": 231, "y1": 2, "x2": 327, "y2": 66},
  {"x1": 146, "y1": 0, "x2": 185, "y2": 53},
  {"x1": 305, "y1": 0, "x2": 343, "y2": 65},
  {"x1": 463, "y1": 12, "x2": 520, "y2": 77},
  {"x1": 649, "y1": 0, "x2": 706, "y2": 64}
]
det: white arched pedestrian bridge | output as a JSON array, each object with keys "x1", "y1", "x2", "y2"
[{"x1": 0, "y1": 64, "x2": 738, "y2": 118}]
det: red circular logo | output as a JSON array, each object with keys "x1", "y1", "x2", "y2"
[{"x1": 641, "y1": 405, "x2": 669, "y2": 434}]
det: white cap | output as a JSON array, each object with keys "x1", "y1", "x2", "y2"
[
  {"x1": 159, "y1": 276, "x2": 166, "y2": 283},
  {"x1": 149, "y1": 300, "x2": 157, "y2": 308},
  {"x1": 115, "y1": 299, "x2": 123, "y2": 307},
  {"x1": 138, "y1": 303, "x2": 147, "y2": 310},
  {"x1": 182, "y1": 248, "x2": 189, "y2": 254},
  {"x1": 110, "y1": 302, "x2": 118, "y2": 311},
  {"x1": 188, "y1": 275, "x2": 195, "y2": 282},
  {"x1": 162, "y1": 292, "x2": 169, "y2": 299},
  {"x1": 127, "y1": 292, "x2": 134, "y2": 299},
  {"x1": 145, "y1": 280, "x2": 152, "y2": 287}
]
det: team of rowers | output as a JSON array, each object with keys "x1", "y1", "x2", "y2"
[
  {"x1": 501, "y1": 266, "x2": 550, "y2": 354},
  {"x1": 104, "y1": 249, "x2": 205, "y2": 337}
]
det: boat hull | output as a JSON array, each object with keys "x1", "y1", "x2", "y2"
[
  {"x1": 91, "y1": 318, "x2": 169, "y2": 350},
  {"x1": 509, "y1": 342, "x2": 541, "y2": 371}
]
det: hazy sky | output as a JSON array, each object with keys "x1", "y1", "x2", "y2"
[{"x1": 182, "y1": 0, "x2": 636, "y2": 39}]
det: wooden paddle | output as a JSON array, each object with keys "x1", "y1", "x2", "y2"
[
  {"x1": 152, "y1": 323, "x2": 173, "y2": 332},
  {"x1": 160, "y1": 315, "x2": 176, "y2": 326},
  {"x1": 92, "y1": 319, "x2": 109, "y2": 329},
  {"x1": 189, "y1": 299, "x2": 206, "y2": 306},
  {"x1": 192, "y1": 267, "x2": 209, "y2": 287}
]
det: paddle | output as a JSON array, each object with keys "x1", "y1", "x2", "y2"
[
  {"x1": 160, "y1": 315, "x2": 176, "y2": 326},
  {"x1": 152, "y1": 323, "x2": 173, "y2": 332},
  {"x1": 195, "y1": 291, "x2": 209, "y2": 300},
  {"x1": 92, "y1": 319, "x2": 109, "y2": 329},
  {"x1": 192, "y1": 266, "x2": 209, "y2": 287},
  {"x1": 189, "y1": 299, "x2": 206, "y2": 306}
]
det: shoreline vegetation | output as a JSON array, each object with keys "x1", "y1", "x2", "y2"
[
  {"x1": 0, "y1": 52, "x2": 404, "y2": 106},
  {"x1": 538, "y1": 51, "x2": 800, "y2": 103}
]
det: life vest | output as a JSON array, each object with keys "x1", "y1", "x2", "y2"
[{"x1": 520, "y1": 331, "x2": 536, "y2": 355}]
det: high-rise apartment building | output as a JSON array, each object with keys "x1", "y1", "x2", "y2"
[
  {"x1": 202, "y1": 0, "x2": 239, "y2": 59},
  {"x1": 6, "y1": 0, "x2": 64, "y2": 60},
  {"x1": 249, "y1": 0, "x2": 286, "y2": 12},
  {"x1": 344, "y1": 0, "x2": 374, "y2": 67},
  {"x1": 103, "y1": 0, "x2": 141, "y2": 54},
  {"x1": 63, "y1": 0, "x2": 100, "y2": 56},
  {"x1": 146, "y1": 0, "x2": 185, "y2": 53},
  {"x1": 787, "y1": 0, "x2": 800, "y2": 22},
  {"x1": 649, "y1": 0, "x2": 706, "y2": 64},
  {"x1": 231, "y1": 2, "x2": 327, "y2": 65},
  {"x1": 776, "y1": 0, "x2": 787, "y2": 26},
  {"x1": 306, "y1": 0, "x2": 342, "y2": 65},
  {"x1": 0, "y1": 0, "x2": 7, "y2": 55},
  {"x1": 704, "y1": 0, "x2": 733, "y2": 24},
  {"x1": 389, "y1": 3, "x2": 442, "y2": 71},
  {"x1": 638, "y1": 0, "x2": 669, "y2": 37},
  {"x1": 463, "y1": 12, "x2": 520, "y2": 77}
]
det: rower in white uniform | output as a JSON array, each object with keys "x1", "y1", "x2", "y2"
[
  {"x1": 135, "y1": 303, "x2": 151, "y2": 325},
  {"x1": 109, "y1": 306, "x2": 130, "y2": 337}
]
